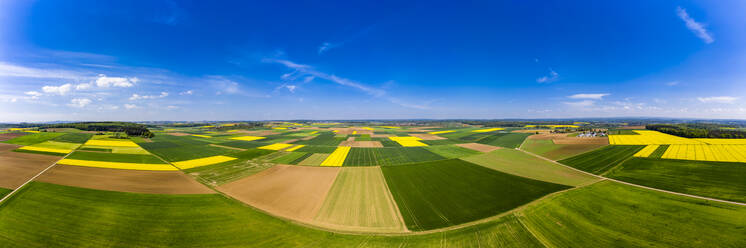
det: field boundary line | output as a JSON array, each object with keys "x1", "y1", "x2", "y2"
[
  {"x1": 514, "y1": 213, "x2": 551, "y2": 248},
  {"x1": 516, "y1": 148, "x2": 746, "y2": 207},
  {"x1": 375, "y1": 166, "x2": 409, "y2": 232},
  {"x1": 0, "y1": 147, "x2": 76, "y2": 206}
]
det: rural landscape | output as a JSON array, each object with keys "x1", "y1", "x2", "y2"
[
  {"x1": 0, "y1": 120, "x2": 745, "y2": 247},
  {"x1": 2, "y1": 1, "x2": 745, "y2": 247}
]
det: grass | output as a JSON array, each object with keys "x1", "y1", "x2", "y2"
[
  {"x1": 606, "y1": 157, "x2": 746, "y2": 203},
  {"x1": 648, "y1": 144, "x2": 669, "y2": 158},
  {"x1": 424, "y1": 145, "x2": 481, "y2": 158},
  {"x1": 270, "y1": 152, "x2": 308, "y2": 164},
  {"x1": 313, "y1": 167, "x2": 406, "y2": 232},
  {"x1": 462, "y1": 149, "x2": 599, "y2": 186},
  {"x1": 0, "y1": 187, "x2": 11, "y2": 199},
  {"x1": 3, "y1": 132, "x2": 65, "y2": 145},
  {"x1": 185, "y1": 149, "x2": 276, "y2": 185},
  {"x1": 342, "y1": 147, "x2": 445, "y2": 166},
  {"x1": 51, "y1": 133, "x2": 93, "y2": 143},
  {"x1": 381, "y1": 159, "x2": 570, "y2": 231},
  {"x1": 519, "y1": 180, "x2": 746, "y2": 247},
  {"x1": 66, "y1": 151, "x2": 166, "y2": 164},
  {"x1": 558, "y1": 145, "x2": 644, "y2": 174},
  {"x1": 476, "y1": 133, "x2": 531, "y2": 148},
  {"x1": 521, "y1": 138, "x2": 607, "y2": 160},
  {"x1": 0, "y1": 182, "x2": 544, "y2": 247}
]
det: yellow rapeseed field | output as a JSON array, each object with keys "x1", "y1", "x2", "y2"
[
  {"x1": 379, "y1": 126, "x2": 400, "y2": 129},
  {"x1": 633, "y1": 145, "x2": 660, "y2": 158},
  {"x1": 58, "y1": 159, "x2": 178, "y2": 171},
  {"x1": 84, "y1": 140, "x2": 139, "y2": 147},
  {"x1": 17, "y1": 146, "x2": 72, "y2": 154},
  {"x1": 285, "y1": 145, "x2": 305, "y2": 152},
  {"x1": 192, "y1": 134, "x2": 211, "y2": 138},
  {"x1": 321, "y1": 146, "x2": 351, "y2": 166},
  {"x1": 258, "y1": 143, "x2": 294, "y2": 150},
  {"x1": 361, "y1": 127, "x2": 374, "y2": 130},
  {"x1": 172, "y1": 155, "x2": 237, "y2": 169},
  {"x1": 609, "y1": 130, "x2": 704, "y2": 145},
  {"x1": 693, "y1": 139, "x2": 746, "y2": 145},
  {"x1": 661, "y1": 144, "x2": 746, "y2": 163},
  {"x1": 472, "y1": 128, "x2": 505, "y2": 133},
  {"x1": 428, "y1": 130, "x2": 455, "y2": 135},
  {"x1": 309, "y1": 131, "x2": 318, "y2": 134},
  {"x1": 389, "y1": 136, "x2": 428, "y2": 147},
  {"x1": 230, "y1": 136, "x2": 266, "y2": 141},
  {"x1": 352, "y1": 131, "x2": 357, "y2": 135}
]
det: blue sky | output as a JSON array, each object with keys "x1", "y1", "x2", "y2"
[{"x1": 1, "y1": 0, "x2": 745, "y2": 121}]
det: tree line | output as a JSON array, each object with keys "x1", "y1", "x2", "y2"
[
  {"x1": 42, "y1": 122, "x2": 154, "y2": 138},
  {"x1": 646, "y1": 124, "x2": 746, "y2": 138}
]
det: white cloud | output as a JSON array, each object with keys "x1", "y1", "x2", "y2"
[
  {"x1": 179, "y1": 90, "x2": 193, "y2": 95},
  {"x1": 666, "y1": 81, "x2": 679, "y2": 86},
  {"x1": 124, "y1": 104, "x2": 137, "y2": 109},
  {"x1": 129, "y1": 92, "x2": 168, "y2": 100},
  {"x1": 166, "y1": 105, "x2": 179, "y2": 110},
  {"x1": 25, "y1": 91, "x2": 42, "y2": 99},
  {"x1": 536, "y1": 68, "x2": 558, "y2": 83},
  {"x1": 68, "y1": 98, "x2": 92, "y2": 108},
  {"x1": 284, "y1": 85, "x2": 297, "y2": 93},
  {"x1": 563, "y1": 100, "x2": 595, "y2": 107},
  {"x1": 0, "y1": 62, "x2": 84, "y2": 79},
  {"x1": 568, "y1": 93, "x2": 610, "y2": 100},
  {"x1": 303, "y1": 76, "x2": 314, "y2": 83},
  {"x1": 697, "y1": 96, "x2": 738, "y2": 104},
  {"x1": 95, "y1": 74, "x2": 137, "y2": 87},
  {"x1": 76, "y1": 83, "x2": 93, "y2": 90},
  {"x1": 676, "y1": 6, "x2": 714, "y2": 44},
  {"x1": 42, "y1": 83, "x2": 73, "y2": 95}
]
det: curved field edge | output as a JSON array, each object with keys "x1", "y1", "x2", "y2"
[
  {"x1": 605, "y1": 157, "x2": 746, "y2": 203},
  {"x1": 0, "y1": 182, "x2": 543, "y2": 247},
  {"x1": 518, "y1": 180, "x2": 746, "y2": 247}
]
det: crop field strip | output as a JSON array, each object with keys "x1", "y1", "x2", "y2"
[
  {"x1": 606, "y1": 157, "x2": 746, "y2": 203},
  {"x1": 321, "y1": 146, "x2": 351, "y2": 166},
  {"x1": 608, "y1": 130, "x2": 704, "y2": 145},
  {"x1": 559, "y1": 145, "x2": 645, "y2": 174},
  {"x1": 423, "y1": 144, "x2": 482, "y2": 158},
  {"x1": 475, "y1": 132, "x2": 531, "y2": 148},
  {"x1": 381, "y1": 159, "x2": 570, "y2": 231},
  {"x1": 388, "y1": 136, "x2": 428, "y2": 147},
  {"x1": 298, "y1": 153, "x2": 329, "y2": 166},
  {"x1": 661, "y1": 144, "x2": 746, "y2": 162},
  {"x1": 520, "y1": 138, "x2": 607, "y2": 161},
  {"x1": 270, "y1": 152, "x2": 308, "y2": 164},
  {"x1": 172, "y1": 155, "x2": 237, "y2": 169},
  {"x1": 342, "y1": 147, "x2": 445, "y2": 166},
  {"x1": 184, "y1": 148, "x2": 277, "y2": 185},
  {"x1": 139, "y1": 134, "x2": 235, "y2": 161},
  {"x1": 2, "y1": 132, "x2": 66, "y2": 146},
  {"x1": 632, "y1": 144, "x2": 659, "y2": 157}
]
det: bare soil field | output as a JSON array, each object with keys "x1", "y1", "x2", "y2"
[
  {"x1": 36, "y1": 165, "x2": 214, "y2": 194},
  {"x1": 512, "y1": 129, "x2": 551, "y2": 134},
  {"x1": 0, "y1": 151, "x2": 60, "y2": 189},
  {"x1": 331, "y1": 128, "x2": 373, "y2": 135},
  {"x1": 409, "y1": 133, "x2": 446, "y2": 140},
  {"x1": 280, "y1": 138, "x2": 299, "y2": 144},
  {"x1": 455, "y1": 143, "x2": 502, "y2": 153},
  {"x1": 218, "y1": 164, "x2": 341, "y2": 221},
  {"x1": 338, "y1": 141, "x2": 384, "y2": 148},
  {"x1": 529, "y1": 133, "x2": 608, "y2": 145},
  {"x1": 0, "y1": 132, "x2": 29, "y2": 141},
  {"x1": 371, "y1": 134, "x2": 392, "y2": 138},
  {"x1": 0, "y1": 143, "x2": 21, "y2": 153}
]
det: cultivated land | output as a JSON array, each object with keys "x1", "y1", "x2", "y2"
[
  {"x1": 313, "y1": 167, "x2": 406, "y2": 232},
  {"x1": 342, "y1": 147, "x2": 445, "y2": 166},
  {"x1": 3, "y1": 132, "x2": 65, "y2": 145},
  {"x1": 184, "y1": 148, "x2": 276, "y2": 185},
  {"x1": 521, "y1": 134, "x2": 608, "y2": 161},
  {"x1": 606, "y1": 157, "x2": 746, "y2": 202},
  {"x1": 382, "y1": 159, "x2": 570, "y2": 231},
  {"x1": 559, "y1": 145, "x2": 644, "y2": 174},
  {"x1": 454, "y1": 142, "x2": 501, "y2": 152},
  {"x1": 0, "y1": 151, "x2": 60, "y2": 189},
  {"x1": 218, "y1": 165, "x2": 341, "y2": 221},
  {"x1": 462, "y1": 149, "x2": 599, "y2": 186},
  {"x1": 297, "y1": 153, "x2": 329, "y2": 166}
]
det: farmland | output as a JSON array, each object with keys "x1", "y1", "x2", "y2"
[
  {"x1": 342, "y1": 147, "x2": 445, "y2": 166},
  {"x1": 462, "y1": 149, "x2": 599, "y2": 186},
  {"x1": 558, "y1": 145, "x2": 644, "y2": 174}
]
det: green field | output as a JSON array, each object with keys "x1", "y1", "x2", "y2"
[
  {"x1": 184, "y1": 148, "x2": 276, "y2": 185},
  {"x1": 381, "y1": 159, "x2": 570, "y2": 231},
  {"x1": 214, "y1": 140, "x2": 269, "y2": 149},
  {"x1": 297, "y1": 153, "x2": 329, "y2": 166},
  {"x1": 606, "y1": 158, "x2": 746, "y2": 203},
  {"x1": 521, "y1": 138, "x2": 607, "y2": 161},
  {"x1": 462, "y1": 149, "x2": 599, "y2": 186},
  {"x1": 66, "y1": 151, "x2": 166, "y2": 164},
  {"x1": 295, "y1": 145, "x2": 337, "y2": 153},
  {"x1": 292, "y1": 133, "x2": 344, "y2": 146},
  {"x1": 424, "y1": 144, "x2": 481, "y2": 158},
  {"x1": 139, "y1": 135, "x2": 235, "y2": 161},
  {"x1": 270, "y1": 152, "x2": 308, "y2": 164},
  {"x1": 558, "y1": 145, "x2": 644, "y2": 174},
  {"x1": 519, "y1": 180, "x2": 746, "y2": 247},
  {"x1": 343, "y1": 147, "x2": 445, "y2": 166},
  {"x1": 0, "y1": 187, "x2": 10, "y2": 199},
  {"x1": 314, "y1": 167, "x2": 406, "y2": 232},
  {"x1": 0, "y1": 182, "x2": 545, "y2": 247},
  {"x1": 51, "y1": 133, "x2": 93, "y2": 143},
  {"x1": 3, "y1": 132, "x2": 65, "y2": 145},
  {"x1": 648, "y1": 144, "x2": 669, "y2": 158},
  {"x1": 476, "y1": 133, "x2": 531, "y2": 148}
]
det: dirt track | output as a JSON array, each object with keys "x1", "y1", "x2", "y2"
[
  {"x1": 218, "y1": 164, "x2": 340, "y2": 221},
  {"x1": 36, "y1": 165, "x2": 214, "y2": 194},
  {"x1": 0, "y1": 151, "x2": 60, "y2": 189}
]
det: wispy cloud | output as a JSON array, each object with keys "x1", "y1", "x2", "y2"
[
  {"x1": 568, "y1": 93, "x2": 610, "y2": 100},
  {"x1": 697, "y1": 96, "x2": 738, "y2": 104},
  {"x1": 666, "y1": 81, "x2": 679, "y2": 86},
  {"x1": 536, "y1": 68, "x2": 558, "y2": 83},
  {"x1": 676, "y1": 6, "x2": 714, "y2": 44},
  {"x1": 563, "y1": 100, "x2": 595, "y2": 107},
  {"x1": 0, "y1": 62, "x2": 86, "y2": 79},
  {"x1": 129, "y1": 92, "x2": 168, "y2": 100},
  {"x1": 124, "y1": 104, "x2": 137, "y2": 109},
  {"x1": 318, "y1": 25, "x2": 375, "y2": 55}
]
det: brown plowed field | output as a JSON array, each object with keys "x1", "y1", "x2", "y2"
[
  {"x1": 0, "y1": 151, "x2": 60, "y2": 189},
  {"x1": 218, "y1": 164, "x2": 341, "y2": 221},
  {"x1": 166, "y1": 132, "x2": 192, "y2": 136},
  {"x1": 338, "y1": 141, "x2": 384, "y2": 147},
  {"x1": 36, "y1": 165, "x2": 214, "y2": 194},
  {"x1": 455, "y1": 143, "x2": 502, "y2": 153},
  {"x1": 409, "y1": 133, "x2": 446, "y2": 140},
  {"x1": 0, "y1": 132, "x2": 28, "y2": 141},
  {"x1": 0, "y1": 143, "x2": 21, "y2": 153},
  {"x1": 529, "y1": 133, "x2": 608, "y2": 144}
]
